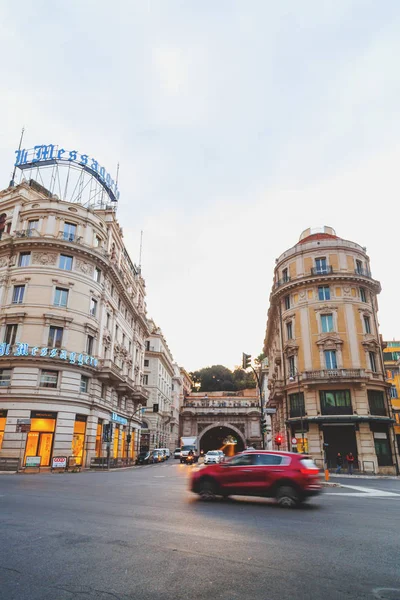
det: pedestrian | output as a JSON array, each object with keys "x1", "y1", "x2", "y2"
[
  {"x1": 335, "y1": 452, "x2": 343, "y2": 474},
  {"x1": 346, "y1": 452, "x2": 355, "y2": 475}
]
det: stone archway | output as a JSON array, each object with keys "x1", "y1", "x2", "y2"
[{"x1": 199, "y1": 423, "x2": 246, "y2": 456}]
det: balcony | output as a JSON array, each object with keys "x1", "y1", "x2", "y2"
[
  {"x1": 320, "y1": 404, "x2": 353, "y2": 416},
  {"x1": 275, "y1": 276, "x2": 291, "y2": 288},
  {"x1": 97, "y1": 359, "x2": 124, "y2": 383},
  {"x1": 58, "y1": 231, "x2": 83, "y2": 244},
  {"x1": 310, "y1": 266, "x2": 334, "y2": 276},
  {"x1": 303, "y1": 369, "x2": 366, "y2": 382},
  {"x1": 354, "y1": 268, "x2": 372, "y2": 278}
]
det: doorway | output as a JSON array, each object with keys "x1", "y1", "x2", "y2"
[
  {"x1": 24, "y1": 414, "x2": 56, "y2": 467},
  {"x1": 323, "y1": 425, "x2": 358, "y2": 470}
]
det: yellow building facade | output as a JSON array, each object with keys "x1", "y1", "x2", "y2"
[
  {"x1": 264, "y1": 227, "x2": 398, "y2": 475},
  {"x1": 383, "y1": 342, "x2": 400, "y2": 452}
]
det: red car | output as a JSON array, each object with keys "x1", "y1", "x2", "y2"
[{"x1": 190, "y1": 450, "x2": 321, "y2": 507}]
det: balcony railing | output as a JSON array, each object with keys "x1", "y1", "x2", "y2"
[
  {"x1": 368, "y1": 404, "x2": 387, "y2": 416},
  {"x1": 320, "y1": 404, "x2": 353, "y2": 416},
  {"x1": 303, "y1": 369, "x2": 366, "y2": 380},
  {"x1": 310, "y1": 266, "x2": 334, "y2": 276},
  {"x1": 58, "y1": 231, "x2": 83, "y2": 244},
  {"x1": 275, "y1": 276, "x2": 291, "y2": 288},
  {"x1": 354, "y1": 268, "x2": 372, "y2": 278}
]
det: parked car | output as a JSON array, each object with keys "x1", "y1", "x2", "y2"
[
  {"x1": 136, "y1": 451, "x2": 152, "y2": 465},
  {"x1": 204, "y1": 451, "x2": 222, "y2": 465},
  {"x1": 154, "y1": 448, "x2": 166, "y2": 461},
  {"x1": 162, "y1": 448, "x2": 171, "y2": 459},
  {"x1": 190, "y1": 451, "x2": 321, "y2": 508},
  {"x1": 152, "y1": 450, "x2": 163, "y2": 463},
  {"x1": 217, "y1": 450, "x2": 225, "y2": 462},
  {"x1": 174, "y1": 448, "x2": 181, "y2": 459}
]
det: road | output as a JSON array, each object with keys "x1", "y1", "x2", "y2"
[{"x1": 1, "y1": 463, "x2": 400, "y2": 600}]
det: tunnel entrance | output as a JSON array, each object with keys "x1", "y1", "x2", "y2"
[{"x1": 199, "y1": 426, "x2": 245, "y2": 457}]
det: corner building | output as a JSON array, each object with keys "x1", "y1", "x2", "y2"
[
  {"x1": 264, "y1": 227, "x2": 398, "y2": 474},
  {"x1": 0, "y1": 181, "x2": 149, "y2": 468}
]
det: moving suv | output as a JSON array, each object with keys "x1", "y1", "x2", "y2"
[{"x1": 190, "y1": 450, "x2": 321, "y2": 507}]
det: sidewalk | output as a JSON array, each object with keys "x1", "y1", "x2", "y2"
[{"x1": 328, "y1": 473, "x2": 400, "y2": 480}]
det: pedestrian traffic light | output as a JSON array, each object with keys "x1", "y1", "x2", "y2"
[
  {"x1": 260, "y1": 417, "x2": 267, "y2": 433},
  {"x1": 275, "y1": 434, "x2": 282, "y2": 448},
  {"x1": 103, "y1": 423, "x2": 112, "y2": 443},
  {"x1": 242, "y1": 353, "x2": 252, "y2": 369}
]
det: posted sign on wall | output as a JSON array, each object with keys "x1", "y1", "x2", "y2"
[
  {"x1": 52, "y1": 456, "x2": 67, "y2": 470},
  {"x1": 26, "y1": 456, "x2": 41, "y2": 468}
]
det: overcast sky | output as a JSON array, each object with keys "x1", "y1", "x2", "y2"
[{"x1": 1, "y1": 1, "x2": 399, "y2": 371}]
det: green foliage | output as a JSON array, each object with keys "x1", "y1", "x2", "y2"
[{"x1": 190, "y1": 365, "x2": 256, "y2": 392}]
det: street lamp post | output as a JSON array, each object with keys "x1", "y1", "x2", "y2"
[
  {"x1": 242, "y1": 353, "x2": 265, "y2": 450},
  {"x1": 289, "y1": 367, "x2": 305, "y2": 453}
]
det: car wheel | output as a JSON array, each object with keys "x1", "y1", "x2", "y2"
[
  {"x1": 199, "y1": 479, "x2": 217, "y2": 501},
  {"x1": 276, "y1": 485, "x2": 300, "y2": 508}
]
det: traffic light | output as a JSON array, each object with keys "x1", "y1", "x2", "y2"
[
  {"x1": 260, "y1": 417, "x2": 267, "y2": 433},
  {"x1": 103, "y1": 423, "x2": 113, "y2": 443},
  {"x1": 275, "y1": 434, "x2": 282, "y2": 448},
  {"x1": 242, "y1": 353, "x2": 252, "y2": 369}
]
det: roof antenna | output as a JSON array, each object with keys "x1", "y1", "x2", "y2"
[
  {"x1": 10, "y1": 126, "x2": 25, "y2": 187},
  {"x1": 139, "y1": 230, "x2": 143, "y2": 273},
  {"x1": 115, "y1": 162, "x2": 120, "y2": 187}
]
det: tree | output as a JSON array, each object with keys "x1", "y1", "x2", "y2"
[{"x1": 190, "y1": 365, "x2": 255, "y2": 392}]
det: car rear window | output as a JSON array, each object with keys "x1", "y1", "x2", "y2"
[
  {"x1": 207, "y1": 451, "x2": 218, "y2": 455},
  {"x1": 300, "y1": 458, "x2": 318, "y2": 470},
  {"x1": 182, "y1": 445, "x2": 195, "y2": 451}
]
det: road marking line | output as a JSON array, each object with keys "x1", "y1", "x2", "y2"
[
  {"x1": 153, "y1": 476, "x2": 165, "y2": 478},
  {"x1": 325, "y1": 484, "x2": 400, "y2": 497}
]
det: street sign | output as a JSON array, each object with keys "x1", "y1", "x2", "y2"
[
  {"x1": 292, "y1": 437, "x2": 297, "y2": 445},
  {"x1": 26, "y1": 456, "x2": 40, "y2": 468},
  {"x1": 265, "y1": 408, "x2": 277, "y2": 414},
  {"x1": 52, "y1": 456, "x2": 67, "y2": 470}
]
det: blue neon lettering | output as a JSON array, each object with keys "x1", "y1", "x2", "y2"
[
  {"x1": 99, "y1": 166, "x2": 106, "y2": 181},
  {"x1": 57, "y1": 148, "x2": 65, "y2": 159},
  {"x1": 59, "y1": 350, "x2": 67, "y2": 360},
  {"x1": 80, "y1": 154, "x2": 88, "y2": 166},
  {"x1": 68, "y1": 150, "x2": 78, "y2": 161},
  {"x1": 14, "y1": 343, "x2": 29, "y2": 356},
  {"x1": 0, "y1": 343, "x2": 10, "y2": 356},
  {"x1": 77, "y1": 353, "x2": 84, "y2": 366},
  {"x1": 31, "y1": 346, "x2": 39, "y2": 356},
  {"x1": 84, "y1": 355, "x2": 90, "y2": 365},
  {"x1": 69, "y1": 352, "x2": 76, "y2": 364},
  {"x1": 40, "y1": 347, "x2": 48, "y2": 357},
  {"x1": 50, "y1": 348, "x2": 58, "y2": 358},
  {"x1": 14, "y1": 148, "x2": 28, "y2": 166}
]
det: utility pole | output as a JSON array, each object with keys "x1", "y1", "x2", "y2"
[{"x1": 242, "y1": 353, "x2": 266, "y2": 450}]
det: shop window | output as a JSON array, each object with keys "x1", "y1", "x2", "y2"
[
  {"x1": 59, "y1": 254, "x2": 73, "y2": 271},
  {"x1": 0, "y1": 410, "x2": 7, "y2": 448},
  {"x1": 371, "y1": 425, "x2": 392, "y2": 467},
  {"x1": 90, "y1": 298, "x2": 97, "y2": 317},
  {"x1": 367, "y1": 390, "x2": 386, "y2": 416},
  {"x1": 40, "y1": 370, "x2": 58, "y2": 388},
  {"x1": 12, "y1": 285, "x2": 25, "y2": 304},
  {"x1": 18, "y1": 252, "x2": 31, "y2": 267},
  {"x1": 0, "y1": 369, "x2": 12, "y2": 386},
  {"x1": 54, "y1": 287, "x2": 68, "y2": 307},
  {"x1": 86, "y1": 335, "x2": 94, "y2": 355},
  {"x1": 130, "y1": 431, "x2": 135, "y2": 458},
  {"x1": 113, "y1": 425, "x2": 119, "y2": 458},
  {"x1": 121, "y1": 428, "x2": 127, "y2": 458},
  {"x1": 25, "y1": 413, "x2": 56, "y2": 467},
  {"x1": 72, "y1": 416, "x2": 87, "y2": 465},
  {"x1": 4, "y1": 324, "x2": 17, "y2": 346},
  {"x1": 80, "y1": 375, "x2": 89, "y2": 393},
  {"x1": 324, "y1": 350, "x2": 337, "y2": 369},
  {"x1": 320, "y1": 390, "x2": 352, "y2": 415},
  {"x1": 95, "y1": 420, "x2": 103, "y2": 457},
  {"x1": 48, "y1": 326, "x2": 63, "y2": 348}
]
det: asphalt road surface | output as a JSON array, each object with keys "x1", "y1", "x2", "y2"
[{"x1": 1, "y1": 463, "x2": 400, "y2": 600}]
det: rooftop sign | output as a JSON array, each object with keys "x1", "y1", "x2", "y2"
[{"x1": 0, "y1": 342, "x2": 98, "y2": 367}]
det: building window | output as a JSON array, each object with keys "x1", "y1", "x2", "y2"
[
  {"x1": 111, "y1": 284, "x2": 114, "y2": 297},
  {"x1": 12, "y1": 285, "x2": 25, "y2": 304},
  {"x1": 80, "y1": 375, "x2": 89, "y2": 393},
  {"x1": 315, "y1": 257, "x2": 327, "y2": 273},
  {"x1": 321, "y1": 314, "x2": 334, "y2": 333},
  {"x1": 282, "y1": 268, "x2": 289, "y2": 282},
  {"x1": 284, "y1": 295, "x2": 290, "y2": 310},
  {"x1": 289, "y1": 392, "x2": 305, "y2": 418},
  {"x1": 318, "y1": 285, "x2": 330, "y2": 301},
  {"x1": 40, "y1": 370, "x2": 58, "y2": 388},
  {"x1": 54, "y1": 287, "x2": 69, "y2": 307},
  {"x1": 356, "y1": 259, "x2": 363, "y2": 274},
  {"x1": 122, "y1": 333, "x2": 126, "y2": 346},
  {"x1": 90, "y1": 298, "x2": 98, "y2": 317},
  {"x1": 144, "y1": 359, "x2": 149, "y2": 367},
  {"x1": 145, "y1": 340, "x2": 150, "y2": 351},
  {"x1": 368, "y1": 390, "x2": 386, "y2": 416},
  {"x1": 360, "y1": 287, "x2": 367, "y2": 302},
  {"x1": 86, "y1": 335, "x2": 94, "y2": 355},
  {"x1": 320, "y1": 390, "x2": 352, "y2": 415},
  {"x1": 101, "y1": 383, "x2": 107, "y2": 399},
  {"x1": 115, "y1": 325, "x2": 119, "y2": 340},
  {"x1": 18, "y1": 252, "x2": 31, "y2": 267},
  {"x1": 286, "y1": 321, "x2": 293, "y2": 340},
  {"x1": 94, "y1": 267, "x2": 101, "y2": 283},
  {"x1": 59, "y1": 254, "x2": 73, "y2": 271},
  {"x1": 128, "y1": 341, "x2": 132, "y2": 353},
  {"x1": 106, "y1": 313, "x2": 110, "y2": 329},
  {"x1": 324, "y1": 350, "x2": 337, "y2": 369},
  {"x1": 0, "y1": 369, "x2": 12, "y2": 386},
  {"x1": 48, "y1": 326, "x2": 63, "y2": 348},
  {"x1": 63, "y1": 222, "x2": 77, "y2": 241},
  {"x1": 288, "y1": 356, "x2": 295, "y2": 378},
  {"x1": 390, "y1": 386, "x2": 398, "y2": 399},
  {"x1": 28, "y1": 219, "x2": 39, "y2": 233},
  {"x1": 4, "y1": 324, "x2": 17, "y2": 346},
  {"x1": 94, "y1": 235, "x2": 101, "y2": 247},
  {"x1": 364, "y1": 315, "x2": 371, "y2": 334},
  {"x1": 143, "y1": 375, "x2": 149, "y2": 385},
  {"x1": 369, "y1": 352, "x2": 377, "y2": 372},
  {"x1": 118, "y1": 298, "x2": 121, "y2": 310}
]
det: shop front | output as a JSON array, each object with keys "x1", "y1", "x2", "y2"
[
  {"x1": 24, "y1": 411, "x2": 57, "y2": 467},
  {"x1": 0, "y1": 409, "x2": 6, "y2": 449},
  {"x1": 72, "y1": 414, "x2": 87, "y2": 466}
]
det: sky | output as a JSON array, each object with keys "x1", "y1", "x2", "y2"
[{"x1": 0, "y1": 0, "x2": 400, "y2": 372}]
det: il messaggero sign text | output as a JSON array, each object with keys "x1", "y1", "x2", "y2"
[
  {"x1": 14, "y1": 144, "x2": 120, "y2": 201},
  {"x1": 0, "y1": 343, "x2": 98, "y2": 367}
]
